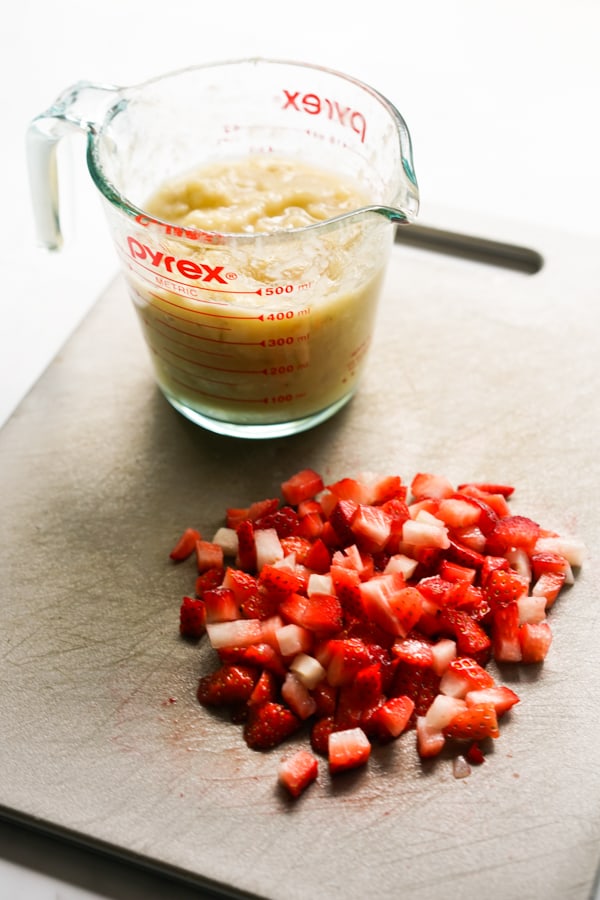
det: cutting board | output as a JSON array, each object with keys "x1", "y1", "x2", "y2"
[{"x1": 1, "y1": 215, "x2": 600, "y2": 900}]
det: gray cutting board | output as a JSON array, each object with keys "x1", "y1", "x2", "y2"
[{"x1": 1, "y1": 216, "x2": 600, "y2": 900}]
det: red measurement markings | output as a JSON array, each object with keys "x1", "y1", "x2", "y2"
[
  {"x1": 141, "y1": 315, "x2": 232, "y2": 360},
  {"x1": 119, "y1": 245, "x2": 262, "y2": 298}
]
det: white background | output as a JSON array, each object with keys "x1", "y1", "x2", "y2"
[{"x1": 1, "y1": 0, "x2": 599, "y2": 895}]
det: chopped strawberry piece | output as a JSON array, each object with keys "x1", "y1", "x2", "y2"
[
  {"x1": 303, "y1": 538, "x2": 332, "y2": 574},
  {"x1": 351, "y1": 504, "x2": 392, "y2": 552},
  {"x1": 465, "y1": 742, "x2": 486, "y2": 764},
  {"x1": 254, "y1": 506, "x2": 300, "y2": 538},
  {"x1": 194, "y1": 567, "x2": 226, "y2": 597},
  {"x1": 197, "y1": 664, "x2": 259, "y2": 707},
  {"x1": 370, "y1": 695, "x2": 415, "y2": 739},
  {"x1": 439, "y1": 559, "x2": 477, "y2": 584},
  {"x1": 170, "y1": 528, "x2": 202, "y2": 561},
  {"x1": 392, "y1": 636, "x2": 434, "y2": 669},
  {"x1": 279, "y1": 592, "x2": 343, "y2": 634},
  {"x1": 439, "y1": 656, "x2": 495, "y2": 697},
  {"x1": 391, "y1": 662, "x2": 440, "y2": 717},
  {"x1": 195, "y1": 539, "x2": 224, "y2": 573},
  {"x1": 411, "y1": 472, "x2": 455, "y2": 501},
  {"x1": 443, "y1": 702, "x2": 500, "y2": 740},
  {"x1": 492, "y1": 603, "x2": 522, "y2": 662},
  {"x1": 245, "y1": 498, "x2": 280, "y2": 522},
  {"x1": 329, "y1": 499, "x2": 359, "y2": 545},
  {"x1": 179, "y1": 595, "x2": 206, "y2": 639},
  {"x1": 236, "y1": 519, "x2": 257, "y2": 571},
  {"x1": 203, "y1": 587, "x2": 239, "y2": 623},
  {"x1": 457, "y1": 482, "x2": 515, "y2": 498},
  {"x1": 258, "y1": 564, "x2": 305, "y2": 597},
  {"x1": 486, "y1": 515, "x2": 540, "y2": 556},
  {"x1": 465, "y1": 685, "x2": 520, "y2": 716},
  {"x1": 281, "y1": 469, "x2": 324, "y2": 506},
  {"x1": 328, "y1": 727, "x2": 371, "y2": 774},
  {"x1": 248, "y1": 669, "x2": 279, "y2": 706},
  {"x1": 325, "y1": 637, "x2": 375, "y2": 687},
  {"x1": 416, "y1": 716, "x2": 445, "y2": 758},
  {"x1": 531, "y1": 570, "x2": 566, "y2": 608},
  {"x1": 311, "y1": 716, "x2": 336, "y2": 755},
  {"x1": 519, "y1": 621, "x2": 553, "y2": 663},
  {"x1": 438, "y1": 609, "x2": 492, "y2": 666},
  {"x1": 485, "y1": 569, "x2": 529, "y2": 609},
  {"x1": 244, "y1": 701, "x2": 302, "y2": 750},
  {"x1": 278, "y1": 749, "x2": 319, "y2": 798}
]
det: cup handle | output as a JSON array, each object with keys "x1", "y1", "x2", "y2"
[{"x1": 26, "y1": 81, "x2": 118, "y2": 250}]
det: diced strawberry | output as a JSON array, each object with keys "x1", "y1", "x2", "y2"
[
  {"x1": 254, "y1": 528, "x2": 284, "y2": 570},
  {"x1": 236, "y1": 519, "x2": 257, "y2": 571},
  {"x1": 326, "y1": 476, "x2": 372, "y2": 505},
  {"x1": 244, "y1": 498, "x2": 280, "y2": 522},
  {"x1": 351, "y1": 504, "x2": 392, "y2": 552},
  {"x1": 194, "y1": 567, "x2": 226, "y2": 597},
  {"x1": 391, "y1": 662, "x2": 440, "y2": 717},
  {"x1": 179, "y1": 595, "x2": 206, "y2": 638},
  {"x1": 243, "y1": 701, "x2": 301, "y2": 750},
  {"x1": 519, "y1": 621, "x2": 553, "y2": 663},
  {"x1": 465, "y1": 685, "x2": 520, "y2": 716},
  {"x1": 254, "y1": 505, "x2": 301, "y2": 538},
  {"x1": 457, "y1": 482, "x2": 515, "y2": 498},
  {"x1": 328, "y1": 727, "x2": 371, "y2": 774},
  {"x1": 241, "y1": 642, "x2": 287, "y2": 678},
  {"x1": 289, "y1": 652, "x2": 326, "y2": 690},
  {"x1": 457, "y1": 485, "x2": 511, "y2": 518},
  {"x1": 275, "y1": 623, "x2": 313, "y2": 657},
  {"x1": 439, "y1": 559, "x2": 477, "y2": 585},
  {"x1": 492, "y1": 602, "x2": 522, "y2": 662},
  {"x1": 248, "y1": 669, "x2": 279, "y2": 706},
  {"x1": 530, "y1": 551, "x2": 572, "y2": 580},
  {"x1": 446, "y1": 540, "x2": 485, "y2": 571},
  {"x1": 465, "y1": 742, "x2": 486, "y2": 765},
  {"x1": 328, "y1": 499, "x2": 359, "y2": 545},
  {"x1": 531, "y1": 571, "x2": 566, "y2": 608},
  {"x1": 392, "y1": 636, "x2": 434, "y2": 668},
  {"x1": 195, "y1": 539, "x2": 224, "y2": 573},
  {"x1": 282, "y1": 672, "x2": 318, "y2": 719},
  {"x1": 325, "y1": 637, "x2": 374, "y2": 687},
  {"x1": 439, "y1": 656, "x2": 495, "y2": 698},
  {"x1": 411, "y1": 472, "x2": 455, "y2": 501},
  {"x1": 370, "y1": 695, "x2": 415, "y2": 740},
  {"x1": 304, "y1": 538, "x2": 331, "y2": 574},
  {"x1": 402, "y1": 518, "x2": 450, "y2": 550},
  {"x1": 430, "y1": 638, "x2": 457, "y2": 675},
  {"x1": 437, "y1": 497, "x2": 482, "y2": 529},
  {"x1": 278, "y1": 749, "x2": 319, "y2": 798},
  {"x1": 486, "y1": 515, "x2": 540, "y2": 556},
  {"x1": 203, "y1": 587, "x2": 239, "y2": 623},
  {"x1": 480, "y1": 554, "x2": 511, "y2": 586},
  {"x1": 169, "y1": 528, "x2": 202, "y2": 561},
  {"x1": 368, "y1": 474, "x2": 407, "y2": 504},
  {"x1": 438, "y1": 609, "x2": 492, "y2": 666},
  {"x1": 281, "y1": 469, "x2": 324, "y2": 506},
  {"x1": 258, "y1": 564, "x2": 305, "y2": 597},
  {"x1": 443, "y1": 703, "x2": 500, "y2": 740},
  {"x1": 424, "y1": 693, "x2": 468, "y2": 731},
  {"x1": 311, "y1": 715, "x2": 336, "y2": 755},
  {"x1": 453, "y1": 493, "x2": 500, "y2": 535},
  {"x1": 484, "y1": 569, "x2": 529, "y2": 610},
  {"x1": 279, "y1": 592, "x2": 343, "y2": 634},
  {"x1": 206, "y1": 618, "x2": 263, "y2": 650},
  {"x1": 222, "y1": 567, "x2": 258, "y2": 601},
  {"x1": 312, "y1": 681, "x2": 338, "y2": 717},
  {"x1": 197, "y1": 664, "x2": 259, "y2": 707},
  {"x1": 416, "y1": 716, "x2": 445, "y2": 758}
]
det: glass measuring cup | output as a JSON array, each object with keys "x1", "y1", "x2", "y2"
[{"x1": 27, "y1": 59, "x2": 419, "y2": 438}]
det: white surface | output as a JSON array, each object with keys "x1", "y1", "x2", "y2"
[{"x1": 1, "y1": 0, "x2": 599, "y2": 896}]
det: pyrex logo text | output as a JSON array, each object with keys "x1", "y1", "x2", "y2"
[
  {"x1": 282, "y1": 89, "x2": 367, "y2": 143},
  {"x1": 126, "y1": 236, "x2": 227, "y2": 284}
]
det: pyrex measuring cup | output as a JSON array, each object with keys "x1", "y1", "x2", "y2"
[{"x1": 27, "y1": 59, "x2": 419, "y2": 438}]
